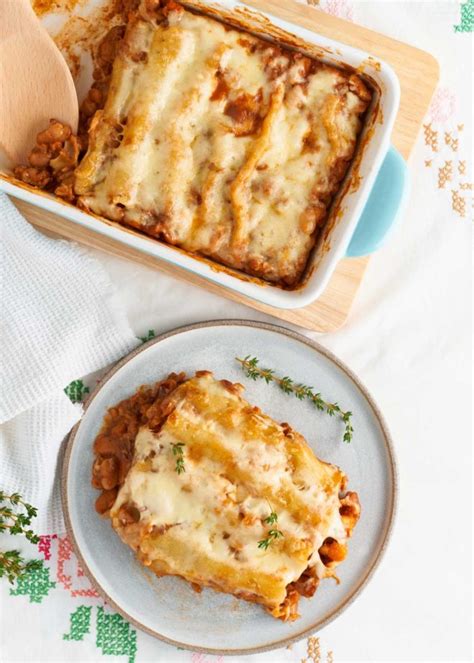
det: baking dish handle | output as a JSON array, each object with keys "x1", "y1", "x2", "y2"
[{"x1": 345, "y1": 146, "x2": 409, "y2": 258}]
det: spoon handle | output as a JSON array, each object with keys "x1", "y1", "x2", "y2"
[
  {"x1": 0, "y1": 0, "x2": 37, "y2": 36},
  {"x1": 0, "y1": 0, "x2": 79, "y2": 164}
]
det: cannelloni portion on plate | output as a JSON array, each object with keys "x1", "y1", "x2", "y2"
[
  {"x1": 75, "y1": 0, "x2": 371, "y2": 286},
  {"x1": 92, "y1": 371, "x2": 360, "y2": 621}
]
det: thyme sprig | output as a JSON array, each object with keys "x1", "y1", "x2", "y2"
[
  {"x1": 264, "y1": 510, "x2": 278, "y2": 526},
  {"x1": 0, "y1": 551, "x2": 42, "y2": 584},
  {"x1": 0, "y1": 491, "x2": 42, "y2": 584},
  {"x1": 236, "y1": 356, "x2": 354, "y2": 444},
  {"x1": 258, "y1": 509, "x2": 283, "y2": 550},
  {"x1": 171, "y1": 443, "x2": 185, "y2": 474}
]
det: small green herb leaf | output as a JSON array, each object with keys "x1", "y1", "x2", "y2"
[
  {"x1": 171, "y1": 443, "x2": 186, "y2": 474},
  {"x1": 258, "y1": 527, "x2": 284, "y2": 550},
  {"x1": 258, "y1": 509, "x2": 283, "y2": 550},
  {"x1": 268, "y1": 529, "x2": 283, "y2": 539},
  {"x1": 264, "y1": 511, "x2": 278, "y2": 526}
]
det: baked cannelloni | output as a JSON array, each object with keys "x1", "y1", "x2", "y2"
[
  {"x1": 92, "y1": 371, "x2": 360, "y2": 620},
  {"x1": 14, "y1": 0, "x2": 371, "y2": 287},
  {"x1": 72, "y1": 0, "x2": 371, "y2": 286}
]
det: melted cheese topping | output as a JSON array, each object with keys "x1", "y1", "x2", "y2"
[
  {"x1": 111, "y1": 373, "x2": 351, "y2": 610},
  {"x1": 75, "y1": 1, "x2": 370, "y2": 285}
]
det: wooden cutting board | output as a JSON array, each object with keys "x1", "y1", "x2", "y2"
[{"x1": 13, "y1": 0, "x2": 439, "y2": 332}]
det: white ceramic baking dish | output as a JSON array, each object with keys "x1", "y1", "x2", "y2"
[{"x1": 0, "y1": 0, "x2": 408, "y2": 309}]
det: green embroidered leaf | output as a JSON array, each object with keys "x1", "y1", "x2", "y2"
[
  {"x1": 96, "y1": 607, "x2": 137, "y2": 663},
  {"x1": 454, "y1": 0, "x2": 474, "y2": 32},
  {"x1": 63, "y1": 605, "x2": 92, "y2": 641},
  {"x1": 64, "y1": 380, "x2": 90, "y2": 404},
  {"x1": 9, "y1": 561, "x2": 55, "y2": 603},
  {"x1": 137, "y1": 329, "x2": 156, "y2": 343}
]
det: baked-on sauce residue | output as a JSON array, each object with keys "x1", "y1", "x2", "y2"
[{"x1": 33, "y1": 0, "x2": 82, "y2": 17}]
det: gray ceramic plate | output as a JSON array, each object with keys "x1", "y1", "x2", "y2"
[{"x1": 62, "y1": 320, "x2": 397, "y2": 655}]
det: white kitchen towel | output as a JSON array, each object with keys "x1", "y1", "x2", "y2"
[{"x1": 0, "y1": 193, "x2": 138, "y2": 532}]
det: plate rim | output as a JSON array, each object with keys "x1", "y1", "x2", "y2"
[{"x1": 61, "y1": 319, "x2": 398, "y2": 656}]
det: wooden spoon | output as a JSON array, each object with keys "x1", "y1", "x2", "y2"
[{"x1": 0, "y1": 0, "x2": 78, "y2": 166}]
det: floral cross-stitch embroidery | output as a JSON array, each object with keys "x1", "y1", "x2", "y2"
[
  {"x1": 137, "y1": 329, "x2": 156, "y2": 343},
  {"x1": 96, "y1": 607, "x2": 138, "y2": 663},
  {"x1": 10, "y1": 561, "x2": 55, "y2": 603},
  {"x1": 454, "y1": 0, "x2": 474, "y2": 32},
  {"x1": 63, "y1": 605, "x2": 138, "y2": 662},
  {"x1": 63, "y1": 605, "x2": 92, "y2": 641},
  {"x1": 56, "y1": 535, "x2": 99, "y2": 598},
  {"x1": 300, "y1": 636, "x2": 334, "y2": 663},
  {"x1": 64, "y1": 379, "x2": 89, "y2": 403}
]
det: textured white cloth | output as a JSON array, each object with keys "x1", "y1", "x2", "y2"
[{"x1": 0, "y1": 194, "x2": 138, "y2": 532}]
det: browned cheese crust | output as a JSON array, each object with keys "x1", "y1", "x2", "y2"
[{"x1": 91, "y1": 370, "x2": 360, "y2": 621}]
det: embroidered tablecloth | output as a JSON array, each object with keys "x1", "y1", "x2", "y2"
[{"x1": 1, "y1": 1, "x2": 472, "y2": 662}]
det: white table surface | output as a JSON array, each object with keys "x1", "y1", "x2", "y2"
[{"x1": 1, "y1": 1, "x2": 472, "y2": 662}]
